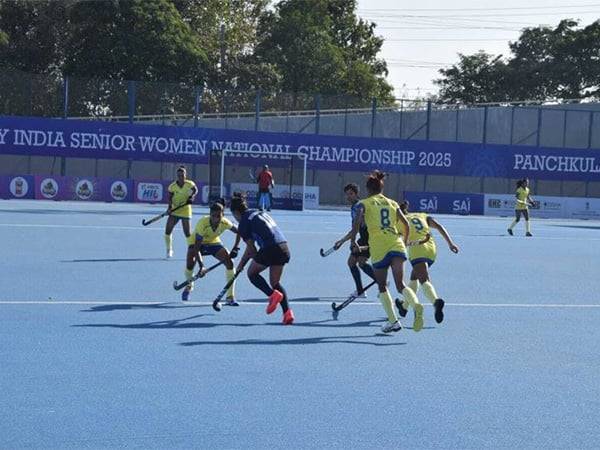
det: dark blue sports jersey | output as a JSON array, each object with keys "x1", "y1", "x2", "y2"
[
  {"x1": 238, "y1": 209, "x2": 286, "y2": 249},
  {"x1": 351, "y1": 201, "x2": 368, "y2": 234}
]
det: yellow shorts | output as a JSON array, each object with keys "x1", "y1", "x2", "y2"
[
  {"x1": 408, "y1": 241, "x2": 437, "y2": 267},
  {"x1": 370, "y1": 238, "x2": 407, "y2": 269},
  {"x1": 172, "y1": 204, "x2": 193, "y2": 219}
]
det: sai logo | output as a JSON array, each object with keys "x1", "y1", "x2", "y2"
[
  {"x1": 452, "y1": 198, "x2": 471, "y2": 215},
  {"x1": 419, "y1": 196, "x2": 438, "y2": 212},
  {"x1": 40, "y1": 178, "x2": 59, "y2": 199},
  {"x1": 75, "y1": 179, "x2": 94, "y2": 200},
  {"x1": 9, "y1": 176, "x2": 29, "y2": 198},
  {"x1": 110, "y1": 181, "x2": 128, "y2": 201},
  {"x1": 137, "y1": 182, "x2": 163, "y2": 202}
]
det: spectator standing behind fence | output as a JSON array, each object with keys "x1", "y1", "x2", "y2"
[{"x1": 257, "y1": 164, "x2": 274, "y2": 211}]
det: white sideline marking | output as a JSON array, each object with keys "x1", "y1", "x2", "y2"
[
  {"x1": 0, "y1": 301, "x2": 599, "y2": 308},
  {"x1": 1, "y1": 223, "x2": 600, "y2": 240},
  {"x1": 0, "y1": 223, "x2": 339, "y2": 234}
]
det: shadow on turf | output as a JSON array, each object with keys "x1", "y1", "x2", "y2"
[
  {"x1": 180, "y1": 336, "x2": 406, "y2": 347},
  {"x1": 62, "y1": 258, "x2": 185, "y2": 263},
  {"x1": 80, "y1": 303, "x2": 208, "y2": 312}
]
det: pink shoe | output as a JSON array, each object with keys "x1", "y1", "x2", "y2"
[
  {"x1": 282, "y1": 309, "x2": 295, "y2": 325},
  {"x1": 266, "y1": 290, "x2": 283, "y2": 314}
]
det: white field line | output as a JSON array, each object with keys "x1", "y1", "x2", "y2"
[
  {"x1": 0, "y1": 301, "x2": 599, "y2": 308},
  {"x1": 1, "y1": 223, "x2": 600, "y2": 241}
]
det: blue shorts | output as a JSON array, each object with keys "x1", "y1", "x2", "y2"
[
  {"x1": 200, "y1": 244, "x2": 225, "y2": 257},
  {"x1": 410, "y1": 257, "x2": 435, "y2": 267},
  {"x1": 372, "y1": 251, "x2": 407, "y2": 269}
]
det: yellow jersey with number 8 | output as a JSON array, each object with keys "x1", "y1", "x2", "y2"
[{"x1": 360, "y1": 193, "x2": 407, "y2": 266}]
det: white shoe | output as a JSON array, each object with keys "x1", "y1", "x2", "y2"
[
  {"x1": 166, "y1": 249, "x2": 173, "y2": 259},
  {"x1": 381, "y1": 320, "x2": 402, "y2": 333},
  {"x1": 352, "y1": 290, "x2": 368, "y2": 299}
]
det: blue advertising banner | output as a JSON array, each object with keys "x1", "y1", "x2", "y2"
[
  {"x1": 1, "y1": 115, "x2": 600, "y2": 181},
  {"x1": 404, "y1": 191, "x2": 484, "y2": 215},
  {"x1": 0, "y1": 175, "x2": 35, "y2": 199}
]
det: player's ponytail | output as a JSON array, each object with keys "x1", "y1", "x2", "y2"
[
  {"x1": 399, "y1": 200, "x2": 409, "y2": 214},
  {"x1": 366, "y1": 170, "x2": 385, "y2": 194},
  {"x1": 230, "y1": 192, "x2": 248, "y2": 214}
]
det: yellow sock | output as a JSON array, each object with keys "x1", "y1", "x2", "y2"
[
  {"x1": 525, "y1": 220, "x2": 531, "y2": 233},
  {"x1": 401, "y1": 286, "x2": 420, "y2": 308},
  {"x1": 164, "y1": 234, "x2": 172, "y2": 252},
  {"x1": 409, "y1": 279, "x2": 419, "y2": 294},
  {"x1": 421, "y1": 281, "x2": 439, "y2": 304},
  {"x1": 185, "y1": 268, "x2": 194, "y2": 290},
  {"x1": 378, "y1": 290, "x2": 397, "y2": 323},
  {"x1": 508, "y1": 219, "x2": 517, "y2": 230},
  {"x1": 226, "y1": 269, "x2": 235, "y2": 298}
]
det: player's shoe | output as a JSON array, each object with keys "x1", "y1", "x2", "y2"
[
  {"x1": 166, "y1": 249, "x2": 174, "y2": 259},
  {"x1": 395, "y1": 298, "x2": 408, "y2": 317},
  {"x1": 225, "y1": 297, "x2": 239, "y2": 307},
  {"x1": 507, "y1": 229, "x2": 513, "y2": 236},
  {"x1": 282, "y1": 309, "x2": 295, "y2": 325},
  {"x1": 526, "y1": 232, "x2": 533, "y2": 237},
  {"x1": 352, "y1": 290, "x2": 368, "y2": 299},
  {"x1": 182, "y1": 286, "x2": 191, "y2": 301},
  {"x1": 413, "y1": 303, "x2": 424, "y2": 332},
  {"x1": 266, "y1": 290, "x2": 284, "y2": 314},
  {"x1": 433, "y1": 298, "x2": 445, "y2": 324},
  {"x1": 381, "y1": 320, "x2": 402, "y2": 333}
]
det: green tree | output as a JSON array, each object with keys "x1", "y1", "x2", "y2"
[
  {"x1": 64, "y1": 0, "x2": 207, "y2": 83},
  {"x1": 436, "y1": 20, "x2": 600, "y2": 103},
  {"x1": 0, "y1": 0, "x2": 70, "y2": 74},
  {"x1": 436, "y1": 51, "x2": 512, "y2": 104},
  {"x1": 256, "y1": 0, "x2": 394, "y2": 107}
]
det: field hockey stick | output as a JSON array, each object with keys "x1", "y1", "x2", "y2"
[
  {"x1": 142, "y1": 202, "x2": 188, "y2": 226},
  {"x1": 331, "y1": 280, "x2": 377, "y2": 312},
  {"x1": 320, "y1": 246, "x2": 337, "y2": 257},
  {"x1": 212, "y1": 269, "x2": 243, "y2": 311},
  {"x1": 172, "y1": 261, "x2": 224, "y2": 291}
]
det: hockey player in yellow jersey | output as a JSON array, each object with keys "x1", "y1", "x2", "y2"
[
  {"x1": 397, "y1": 201, "x2": 459, "y2": 324},
  {"x1": 164, "y1": 166, "x2": 198, "y2": 258},
  {"x1": 508, "y1": 178, "x2": 535, "y2": 237},
  {"x1": 182, "y1": 199, "x2": 241, "y2": 303},
  {"x1": 350, "y1": 170, "x2": 423, "y2": 334}
]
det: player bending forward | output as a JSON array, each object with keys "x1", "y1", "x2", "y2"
[
  {"x1": 396, "y1": 200, "x2": 459, "y2": 324},
  {"x1": 182, "y1": 199, "x2": 241, "y2": 303},
  {"x1": 230, "y1": 192, "x2": 294, "y2": 325},
  {"x1": 351, "y1": 170, "x2": 422, "y2": 334}
]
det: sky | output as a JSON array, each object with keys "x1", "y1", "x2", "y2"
[{"x1": 355, "y1": 1, "x2": 600, "y2": 99}]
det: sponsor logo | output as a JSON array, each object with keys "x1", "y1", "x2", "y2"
[
  {"x1": 40, "y1": 178, "x2": 58, "y2": 199},
  {"x1": 75, "y1": 179, "x2": 94, "y2": 200},
  {"x1": 452, "y1": 198, "x2": 471, "y2": 214},
  {"x1": 9, "y1": 176, "x2": 29, "y2": 198},
  {"x1": 419, "y1": 197, "x2": 438, "y2": 212},
  {"x1": 541, "y1": 201, "x2": 561, "y2": 211},
  {"x1": 488, "y1": 198, "x2": 502, "y2": 208},
  {"x1": 137, "y1": 182, "x2": 163, "y2": 202},
  {"x1": 110, "y1": 181, "x2": 128, "y2": 201}
]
